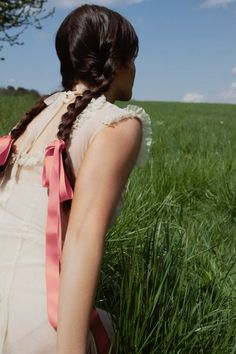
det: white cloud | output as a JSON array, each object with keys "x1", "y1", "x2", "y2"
[
  {"x1": 220, "y1": 89, "x2": 236, "y2": 102},
  {"x1": 49, "y1": 0, "x2": 146, "y2": 9},
  {"x1": 219, "y1": 82, "x2": 236, "y2": 103},
  {"x1": 181, "y1": 92, "x2": 207, "y2": 103},
  {"x1": 200, "y1": 0, "x2": 235, "y2": 8},
  {"x1": 230, "y1": 81, "x2": 236, "y2": 89},
  {"x1": 214, "y1": 68, "x2": 236, "y2": 103},
  {"x1": 181, "y1": 68, "x2": 236, "y2": 105}
]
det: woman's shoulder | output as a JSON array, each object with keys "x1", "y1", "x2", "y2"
[
  {"x1": 72, "y1": 94, "x2": 151, "y2": 128},
  {"x1": 100, "y1": 100, "x2": 153, "y2": 168},
  {"x1": 70, "y1": 94, "x2": 153, "y2": 168}
]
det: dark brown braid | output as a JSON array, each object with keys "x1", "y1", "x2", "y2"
[
  {"x1": 2, "y1": 4, "x2": 139, "y2": 215},
  {"x1": 10, "y1": 92, "x2": 56, "y2": 141},
  {"x1": 57, "y1": 75, "x2": 116, "y2": 190}
]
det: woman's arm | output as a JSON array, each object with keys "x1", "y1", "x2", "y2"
[{"x1": 56, "y1": 117, "x2": 142, "y2": 354}]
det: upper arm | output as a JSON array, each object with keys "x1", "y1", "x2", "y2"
[{"x1": 65, "y1": 116, "x2": 142, "y2": 240}]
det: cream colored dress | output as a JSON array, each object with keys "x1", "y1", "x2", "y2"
[{"x1": 0, "y1": 91, "x2": 152, "y2": 354}]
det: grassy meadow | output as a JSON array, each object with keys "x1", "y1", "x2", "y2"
[{"x1": 1, "y1": 94, "x2": 236, "y2": 353}]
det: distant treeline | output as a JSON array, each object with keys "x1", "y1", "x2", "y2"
[{"x1": 0, "y1": 86, "x2": 41, "y2": 98}]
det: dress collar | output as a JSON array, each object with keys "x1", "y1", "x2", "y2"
[
  {"x1": 44, "y1": 82, "x2": 92, "y2": 106},
  {"x1": 43, "y1": 90, "x2": 83, "y2": 106}
]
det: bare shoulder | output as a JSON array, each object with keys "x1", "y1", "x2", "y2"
[
  {"x1": 92, "y1": 114, "x2": 142, "y2": 153},
  {"x1": 66, "y1": 116, "x2": 142, "y2": 239},
  {"x1": 78, "y1": 115, "x2": 143, "y2": 179}
]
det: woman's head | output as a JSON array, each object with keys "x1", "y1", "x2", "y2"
[
  {"x1": 55, "y1": 4, "x2": 138, "y2": 102},
  {"x1": 8, "y1": 4, "x2": 139, "y2": 206}
]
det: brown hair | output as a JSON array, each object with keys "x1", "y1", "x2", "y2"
[{"x1": 6, "y1": 4, "x2": 139, "y2": 209}]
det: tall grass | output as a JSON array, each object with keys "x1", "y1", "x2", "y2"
[
  {"x1": 1, "y1": 95, "x2": 236, "y2": 353},
  {"x1": 102, "y1": 100, "x2": 236, "y2": 353}
]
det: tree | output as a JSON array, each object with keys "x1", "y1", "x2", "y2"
[{"x1": 0, "y1": 0, "x2": 55, "y2": 60}]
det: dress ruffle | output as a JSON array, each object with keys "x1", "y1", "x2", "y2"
[
  {"x1": 8, "y1": 96, "x2": 107, "y2": 168},
  {"x1": 11, "y1": 148, "x2": 45, "y2": 166},
  {"x1": 0, "y1": 96, "x2": 152, "y2": 210},
  {"x1": 9, "y1": 96, "x2": 152, "y2": 169},
  {"x1": 71, "y1": 94, "x2": 107, "y2": 135},
  {"x1": 101, "y1": 104, "x2": 153, "y2": 167}
]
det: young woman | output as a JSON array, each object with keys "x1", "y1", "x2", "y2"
[{"x1": 0, "y1": 4, "x2": 152, "y2": 354}]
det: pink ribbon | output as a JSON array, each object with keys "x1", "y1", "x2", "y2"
[
  {"x1": 0, "y1": 132, "x2": 111, "y2": 352},
  {"x1": 42, "y1": 138, "x2": 74, "y2": 329},
  {"x1": 0, "y1": 135, "x2": 14, "y2": 166},
  {"x1": 42, "y1": 139, "x2": 111, "y2": 354},
  {"x1": 90, "y1": 309, "x2": 112, "y2": 353}
]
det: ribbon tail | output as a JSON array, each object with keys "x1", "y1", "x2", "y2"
[
  {"x1": 45, "y1": 149, "x2": 61, "y2": 330},
  {"x1": 43, "y1": 140, "x2": 73, "y2": 330},
  {"x1": 90, "y1": 308, "x2": 111, "y2": 354},
  {"x1": 42, "y1": 139, "x2": 111, "y2": 354}
]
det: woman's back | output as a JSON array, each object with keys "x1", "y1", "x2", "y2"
[{"x1": 0, "y1": 90, "x2": 152, "y2": 353}]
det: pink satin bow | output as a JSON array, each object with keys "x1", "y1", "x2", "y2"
[
  {"x1": 0, "y1": 135, "x2": 14, "y2": 166},
  {"x1": 42, "y1": 139, "x2": 111, "y2": 354}
]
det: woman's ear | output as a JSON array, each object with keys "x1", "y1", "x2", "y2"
[{"x1": 114, "y1": 62, "x2": 123, "y2": 76}]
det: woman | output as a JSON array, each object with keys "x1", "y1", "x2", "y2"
[{"x1": 0, "y1": 4, "x2": 152, "y2": 354}]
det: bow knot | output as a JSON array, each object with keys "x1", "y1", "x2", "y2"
[
  {"x1": 42, "y1": 139, "x2": 73, "y2": 202},
  {"x1": 43, "y1": 90, "x2": 83, "y2": 106}
]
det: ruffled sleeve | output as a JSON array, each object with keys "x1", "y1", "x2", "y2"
[{"x1": 101, "y1": 104, "x2": 153, "y2": 167}]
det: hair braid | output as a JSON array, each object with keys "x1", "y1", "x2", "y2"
[
  {"x1": 58, "y1": 70, "x2": 116, "y2": 214},
  {"x1": 10, "y1": 91, "x2": 59, "y2": 142}
]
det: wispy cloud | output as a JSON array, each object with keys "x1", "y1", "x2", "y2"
[
  {"x1": 230, "y1": 81, "x2": 236, "y2": 89},
  {"x1": 215, "y1": 67, "x2": 236, "y2": 103},
  {"x1": 200, "y1": 0, "x2": 235, "y2": 8},
  {"x1": 220, "y1": 83, "x2": 236, "y2": 102},
  {"x1": 49, "y1": 0, "x2": 146, "y2": 9},
  {"x1": 181, "y1": 92, "x2": 207, "y2": 103}
]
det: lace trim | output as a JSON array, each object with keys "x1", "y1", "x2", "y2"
[
  {"x1": 101, "y1": 104, "x2": 153, "y2": 167},
  {"x1": 0, "y1": 95, "x2": 108, "y2": 208},
  {"x1": 8, "y1": 94, "x2": 107, "y2": 167},
  {"x1": 11, "y1": 146, "x2": 46, "y2": 166},
  {"x1": 71, "y1": 94, "x2": 107, "y2": 135}
]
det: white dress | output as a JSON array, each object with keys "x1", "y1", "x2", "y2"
[{"x1": 0, "y1": 91, "x2": 152, "y2": 354}]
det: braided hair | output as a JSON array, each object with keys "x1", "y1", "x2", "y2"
[{"x1": 7, "y1": 4, "x2": 139, "y2": 210}]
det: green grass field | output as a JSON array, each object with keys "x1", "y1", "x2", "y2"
[{"x1": 1, "y1": 94, "x2": 236, "y2": 353}]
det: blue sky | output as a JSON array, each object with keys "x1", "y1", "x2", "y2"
[{"x1": 1, "y1": 0, "x2": 236, "y2": 103}]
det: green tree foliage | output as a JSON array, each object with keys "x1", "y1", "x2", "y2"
[{"x1": 0, "y1": 0, "x2": 55, "y2": 60}]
